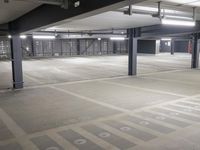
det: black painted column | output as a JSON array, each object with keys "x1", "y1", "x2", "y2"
[
  {"x1": 171, "y1": 39, "x2": 175, "y2": 55},
  {"x1": 191, "y1": 33, "x2": 199, "y2": 68},
  {"x1": 127, "y1": 28, "x2": 137, "y2": 76},
  {"x1": 113, "y1": 41, "x2": 117, "y2": 54},
  {"x1": 11, "y1": 34, "x2": 23, "y2": 89},
  {"x1": 77, "y1": 39, "x2": 80, "y2": 55},
  {"x1": 29, "y1": 36, "x2": 35, "y2": 57}
]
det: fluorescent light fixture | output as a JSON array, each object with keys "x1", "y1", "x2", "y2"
[
  {"x1": 33, "y1": 35, "x2": 56, "y2": 39},
  {"x1": 162, "y1": 18, "x2": 195, "y2": 26},
  {"x1": 8, "y1": 35, "x2": 11, "y2": 39},
  {"x1": 165, "y1": 15, "x2": 193, "y2": 20},
  {"x1": 132, "y1": 6, "x2": 158, "y2": 12},
  {"x1": 110, "y1": 37, "x2": 125, "y2": 41},
  {"x1": 20, "y1": 35, "x2": 27, "y2": 39},
  {"x1": 131, "y1": 6, "x2": 175, "y2": 14},
  {"x1": 161, "y1": 38, "x2": 171, "y2": 41}
]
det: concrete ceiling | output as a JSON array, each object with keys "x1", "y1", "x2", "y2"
[
  {"x1": 1, "y1": 0, "x2": 200, "y2": 32},
  {"x1": 45, "y1": 11, "x2": 161, "y2": 31},
  {"x1": 0, "y1": 0, "x2": 41, "y2": 24},
  {"x1": 44, "y1": 0, "x2": 200, "y2": 32}
]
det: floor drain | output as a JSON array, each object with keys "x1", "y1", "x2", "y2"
[
  {"x1": 74, "y1": 139, "x2": 87, "y2": 145},
  {"x1": 99, "y1": 132, "x2": 111, "y2": 138}
]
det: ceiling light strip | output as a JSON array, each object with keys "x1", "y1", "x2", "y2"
[
  {"x1": 33, "y1": 35, "x2": 56, "y2": 39},
  {"x1": 161, "y1": 19, "x2": 195, "y2": 26}
]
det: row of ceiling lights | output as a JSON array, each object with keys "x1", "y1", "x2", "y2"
[
  {"x1": 7, "y1": 35, "x2": 56, "y2": 39},
  {"x1": 7, "y1": 35, "x2": 127, "y2": 41},
  {"x1": 7, "y1": 34, "x2": 174, "y2": 41}
]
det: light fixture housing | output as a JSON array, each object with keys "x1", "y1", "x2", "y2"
[
  {"x1": 110, "y1": 37, "x2": 125, "y2": 41},
  {"x1": 161, "y1": 38, "x2": 171, "y2": 41},
  {"x1": 20, "y1": 35, "x2": 27, "y2": 39},
  {"x1": 161, "y1": 18, "x2": 195, "y2": 27},
  {"x1": 164, "y1": 15, "x2": 194, "y2": 20},
  {"x1": 33, "y1": 35, "x2": 56, "y2": 39}
]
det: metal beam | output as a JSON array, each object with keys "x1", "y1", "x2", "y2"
[
  {"x1": 37, "y1": 0, "x2": 69, "y2": 9},
  {"x1": 138, "y1": 21, "x2": 200, "y2": 38},
  {"x1": 38, "y1": 0, "x2": 64, "y2": 5},
  {"x1": 191, "y1": 33, "x2": 200, "y2": 69},
  {"x1": 10, "y1": 34, "x2": 23, "y2": 89},
  {"x1": 9, "y1": 0, "x2": 145, "y2": 33},
  {"x1": 127, "y1": 28, "x2": 137, "y2": 76},
  {"x1": 38, "y1": 30, "x2": 125, "y2": 35}
]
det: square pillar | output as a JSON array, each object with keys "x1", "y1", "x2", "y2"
[
  {"x1": 30, "y1": 36, "x2": 35, "y2": 57},
  {"x1": 127, "y1": 28, "x2": 137, "y2": 76},
  {"x1": 77, "y1": 39, "x2": 80, "y2": 55},
  {"x1": 192, "y1": 33, "x2": 200, "y2": 68},
  {"x1": 11, "y1": 34, "x2": 23, "y2": 89},
  {"x1": 113, "y1": 41, "x2": 117, "y2": 54},
  {"x1": 171, "y1": 39, "x2": 175, "y2": 55}
]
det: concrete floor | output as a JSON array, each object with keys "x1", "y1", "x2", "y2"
[
  {"x1": 0, "y1": 53, "x2": 192, "y2": 90},
  {"x1": 1, "y1": 53, "x2": 200, "y2": 150}
]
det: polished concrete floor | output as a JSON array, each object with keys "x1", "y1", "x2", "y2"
[{"x1": 1, "y1": 53, "x2": 200, "y2": 150}]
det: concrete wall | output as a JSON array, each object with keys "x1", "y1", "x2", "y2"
[{"x1": 138, "y1": 40, "x2": 156, "y2": 54}]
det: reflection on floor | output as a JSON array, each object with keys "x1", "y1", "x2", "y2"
[{"x1": 0, "y1": 53, "x2": 200, "y2": 150}]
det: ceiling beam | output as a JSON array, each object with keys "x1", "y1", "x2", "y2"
[
  {"x1": 137, "y1": 21, "x2": 200, "y2": 38},
  {"x1": 9, "y1": 0, "x2": 146, "y2": 34},
  {"x1": 37, "y1": 30, "x2": 125, "y2": 35}
]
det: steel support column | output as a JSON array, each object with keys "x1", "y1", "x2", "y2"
[
  {"x1": 11, "y1": 34, "x2": 23, "y2": 89},
  {"x1": 191, "y1": 33, "x2": 200, "y2": 68},
  {"x1": 113, "y1": 41, "x2": 117, "y2": 54},
  {"x1": 29, "y1": 36, "x2": 35, "y2": 57},
  {"x1": 171, "y1": 39, "x2": 175, "y2": 55},
  {"x1": 127, "y1": 28, "x2": 137, "y2": 76},
  {"x1": 77, "y1": 39, "x2": 80, "y2": 55}
]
